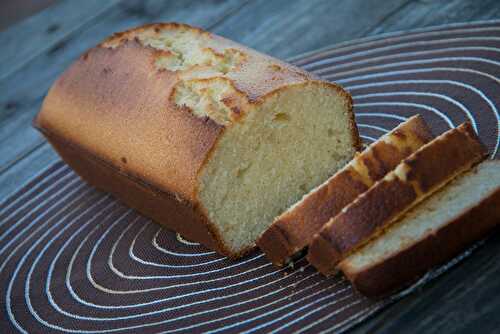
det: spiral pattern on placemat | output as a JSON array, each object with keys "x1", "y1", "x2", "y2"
[{"x1": 1, "y1": 20, "x2": 499, "y2": 333}]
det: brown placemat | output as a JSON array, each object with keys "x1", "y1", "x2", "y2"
[{"x1": 1, "y1": 20, "x2": 499, "y2": 333}]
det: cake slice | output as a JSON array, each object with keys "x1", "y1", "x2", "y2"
[
  {"x1": 307, "y1": 122, "x2": 487, "y2": 275},
  {"x1": 340, "y1": 160, "x2": 500, "y2": 297},
  {"x1": 257, "y1": 115, "x2": 434, "y2": 266}
]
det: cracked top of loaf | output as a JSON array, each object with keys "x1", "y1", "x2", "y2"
[
  {"x1": 36, "y1": 23, "x2": 332, "y2": 201},
  {"x1": 100, "y1": 23, "x2": 315, "y2": 125}
]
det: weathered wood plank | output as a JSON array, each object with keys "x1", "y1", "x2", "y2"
[
  {"x1": 211, "y1": 0, "x2": 411, "y2": 59},
  {"x1": 0, "y1": 0, "x2": 57, "y2": 31},
  {"x1": 0, "y1": 0, "x2": 120, "y2": 82},
  {"x1": 0, "y1": 143, "x2": 59, "y2": 200},
  {"x1": 367, "y1": 0, "x2": 500, "y2": 36}
]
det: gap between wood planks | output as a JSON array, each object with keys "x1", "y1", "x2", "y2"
[{"x1": 0, "y1": 0, "x2": 121, "y2": 83}]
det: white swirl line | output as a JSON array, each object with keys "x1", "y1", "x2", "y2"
[
  {"x1": 330, "y1": 63, "x2": 500, "y2": 88},
  {"x1": 293, "y1": 298, "x2": 365, "y2": 334},
  {"x1": 305, "y1": 39, "x2": 500, "y2": 70},
  {"x1": 120, "y1": 272, "x2": 324, "y2": 330},
  {"x1": 293, "y1": 24, "x2": 500, "y2": 63},
  {"x1": 0, "y1": 176, "x2": 82, "y2": 245},
  {"x1": 130, "y1": 221, "x2": 230, "y2": 268},
  {"x1": 0, "y1": 186, "x2": 96, "y2": 275},
  {"x1": 41, "y1": 202, "x2": 131, "y2": 316},
  {"x1": 336, "y1": 67, "x2": 499, "y2": 111},
  {"x1": 225, "y1": 285, "x2": 354, "y2": 334},
  {"x1": 176, "y1": 232, "x2": 201, "y2": 246},
  {"x1": 321, "y1": 302, "x2": 386, "y2": 334},
  {"x1": 68, "y1": 217, "x2": 285, "y2": 304},
  {"x1": 328, "y1": 63, "x2": 500, "y2": 152},
  {"x1": 59, "y1": 219, "x2": 353, "y2": 333},
  {"x1": 153, "y1": 226, "x2": 217, "y2": 257},
  {"x1": 355, "y1": 102, "x2": 455, "y2": 129},
  {"x1": 46, "y1": 228, "x2": 324, "y2": 326},
  {"x1": 0, "y1": 181, "x2": 89, "y2": 263},
  {"x1": 68, "y1": 237, "x2": 314, "y2": 317},
  {"x1": 355, "y1": 113, "x2": 408, "y2": 121},
  {"x1": 41, "y1": 267, "x2": 323, "y2": 332},
  {"x1": 0, "y1": 162, "x2": 69, "y2": 216},
  {"x1": 341, "y1": 76, "x2": 499, "y2": 156},
  {"x1": 25, "y1": 203, "x2": 126, "y2": 332},
  {"x1": 360, "y1": 135, "x2": 377, "y2": 142},
  {"x1": 0, "y1": 170, "x2": 75, "y2": 229},
  {"x1": 327, "y1": 57, "x2": 500, "y2": 81},
  {"x1": 357, "y1": 124, "x2": 390, "y2": 133},
  {"x1": 107, "y1": 220, "x2": 267, "y2": 280},
  {"x1": 183, "y1": 281, "x2": 349, "y2": 334},
  {"x1": 353, "y1": 91, "x2": 478, "y2": 133},
  {"x1": 6, "y1": 193, "x2": 113, "y2": 333},
  {"x1": 50, "y1": 230, "x2": 314, "y2": 321}
]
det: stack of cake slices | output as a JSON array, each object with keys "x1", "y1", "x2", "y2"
[{"x1": 258, "y1": 116, "x2": 500, "y2": 297}]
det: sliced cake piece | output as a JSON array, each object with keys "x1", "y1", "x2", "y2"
[
  {"x1": 340, "y1": 160, "x2": 500, "y2": 297},
  {"x1": 257, "y1": 115, "x2": 434, "y2": 266},
  {"x1": 307, "y1": 122, "x2": 487, "y2": 275}
]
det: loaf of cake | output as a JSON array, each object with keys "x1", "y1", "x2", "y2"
[
  {"x1": 34, "y1": 23, "x2": 360, "y2": 257},
  {"x1": 257, "y1": 115, "x2": 434, "y2": 266},
  {"x1": 340, "y1": 160, "x2": 500, "y2": 297},
  {"x1": 308, "y1": 122, "x2": 487, "y2": 274}
]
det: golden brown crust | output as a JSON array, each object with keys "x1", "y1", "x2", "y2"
[
  {"x1": 340, "y1": 185, "x2": 500, "y2": 298},
  {"x1": 257, "y1": 115, "x2": 433, "y2": 266},
  {"x1": 35, "y1": 22, "x2": 358, "y2": 257},
  {"x1": 307, "y1": 122, "x2": 487, "y2": 275},
  {"x1": 99, "y1": 22, "x2": 317, "y2": 101},
  {"x1": 36, "y1": 40, "x2": 222, "y2": 201},
  {"x1": 41, "y1": 129, "x2": 225, "y2": 254}
]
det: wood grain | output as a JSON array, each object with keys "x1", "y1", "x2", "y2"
[
  {"x1": 0, "y1": 0, "x2": 120, "y2": 82},
  {"x1": 211, "y1": 0, "x2": 411, "y2": 59}
]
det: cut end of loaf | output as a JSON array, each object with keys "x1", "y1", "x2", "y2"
[{"x1": 198, "y1": 81, "x2": 358, "y2": 255}]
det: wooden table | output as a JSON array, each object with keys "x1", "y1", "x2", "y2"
[{"x1": 1, "y1": 1, "x2": 499, "y2": 332}]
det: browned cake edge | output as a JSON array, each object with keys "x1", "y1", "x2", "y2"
[
  {"x1": 339, "y1": 183, "x2": 500, "y2": 298},
  {"x1": 307, "y1": 122, "x2": 487, "y2": 275},
  {"x1": 257, "y1": 115, "x2": 433, "y2": 266}
]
